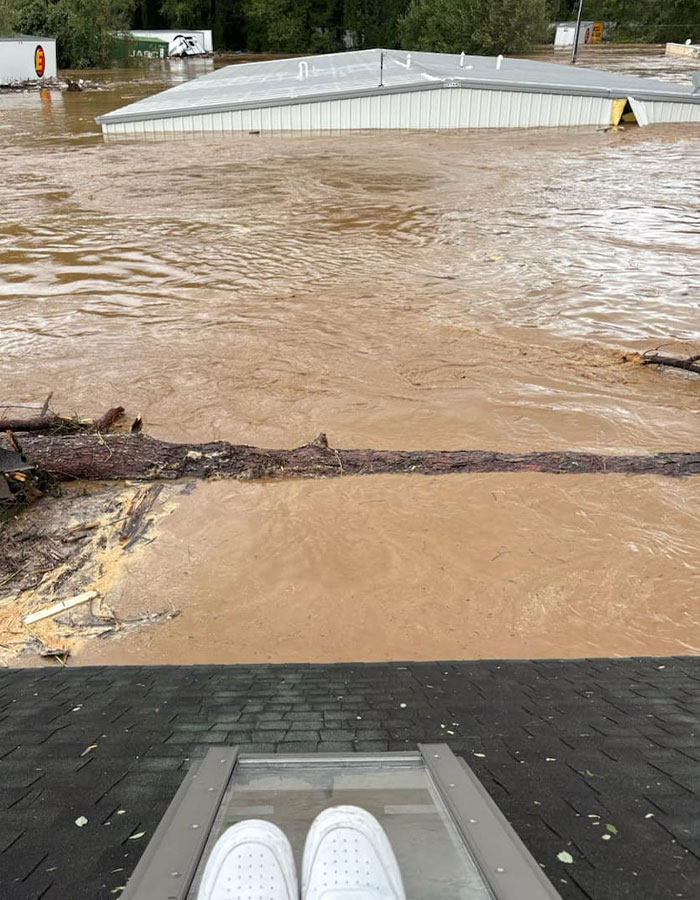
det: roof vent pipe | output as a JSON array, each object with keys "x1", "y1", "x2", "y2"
[
  {"x1": 298, "y1": 60, "x2": 308, "y2": 80},
  {"x1": 460, "y1": 51, "x2": 465, "y2": 67},
  {"x1": 406, "y1": 53, "x2": 411, "y2": 68},
  {"x1": 496, "y1": 54, "x2": 503, "y2": 70}
]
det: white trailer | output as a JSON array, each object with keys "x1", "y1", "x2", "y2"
[
  {"x1": 554, "y1": 21, "x2": 596, "y2": 48},
  {"x1": 0, "y1": 35, "x2": 57, "y2": 84},
  {"x1": 129, "y1": 29, "x2": 213, "y2": 54}
]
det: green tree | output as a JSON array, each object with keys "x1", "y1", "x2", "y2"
[
  {"x1": 132, "y1": 0, "x2": 166, "y2": 29},
  {"x1": 342, "y1": 0, "x2": 410, "y2": 48},
  {"x1": 159, "y1": 0, "x2": 211, "y2": 28},
  {"x1": 548, "y1": 0, "x2": 577, "y2": 18},
  {"x1": 592, "y1": 0, "x2": 700, "y2": 42},
  {"x1": 398, "y1": 0, "x2": 549, "y2": 54},
  {"x1": 0, "y1": 0, "x2": 21, "y2": 32},
  {"x1": 7, "y1": 0, "x2": 136, "y2": 66},
  {"x1": 245, "y1": 0, "x2": 343, "y2": 52},
  {"x1": 212, "y1": 0, "x2": 247, "y2": 50}
]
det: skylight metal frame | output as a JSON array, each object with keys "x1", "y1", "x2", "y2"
[{"x1": 120, "y1": 744, "x2": 561, "y2": 900}]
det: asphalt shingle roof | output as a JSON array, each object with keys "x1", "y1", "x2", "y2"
[{"x1": 1, "y1": 657, "x2": 699, "y2": 900}]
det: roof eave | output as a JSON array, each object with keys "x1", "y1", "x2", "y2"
[{"x1": 95, "y1": 78, "x2": 697, "y2": 127}]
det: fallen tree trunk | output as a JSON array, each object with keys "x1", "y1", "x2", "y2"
[{"x1": 15, "y1": 432, "x2": 700, "y2": 481}]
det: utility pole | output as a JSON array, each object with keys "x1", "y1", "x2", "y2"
[{"x1": 571, "y1": 0, "x2": 584, "y2": 64}]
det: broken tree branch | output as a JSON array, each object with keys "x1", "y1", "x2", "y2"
[
  {"x1": 14, "y1": 432, "x2": 700, "y2": 481},
  {"x1": 40, "y1": 392, "x2": 54, "y2": 418},
  {"x1": 94, "y1": 406, "x2": 126, "y2": 431},
  {"x1": 642, "y1": 352, "x2": 700, "y2": 376},
  {"x1": 0, "y1": 406, "x2": 125, "y2": 434}
]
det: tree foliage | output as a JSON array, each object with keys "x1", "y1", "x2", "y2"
[
  {"x1": 590, "y1": 0, "x2": 700, "y2": 43},
  {"x1": 342, "y1": 0, "x2": 410, "y2": 48},
  {"x1": 398, "y1": 0, "x2": 549, "y2": 54},
  {"x1": 159, "y1": 0, "x2": 210, "y2": 28},
  {"x1": 3, "y1": 0, "x2": 136, "y2": 66},
  {"x1": 0, "y1": 0, "x2": 21, "y2": 33},
  {"x1": 244, "y1": 0, "x2": 344, "y2": 52},
  {"x1": 3, "y1": 0, "x2": 698, "y2": 66}
]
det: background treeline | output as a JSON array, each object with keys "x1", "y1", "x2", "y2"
[{"x1": 1, "y1": 0, "x2": 699, "y2": 68}]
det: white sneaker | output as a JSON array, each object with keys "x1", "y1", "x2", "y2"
[
  {"x1": 197, "y1": 819, "x2": 298, "y2": 900},
  {"x1": 302, "y1": 806, "x2": 406, "y2": 900}
]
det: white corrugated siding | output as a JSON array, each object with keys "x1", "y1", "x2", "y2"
[
  {"x1": 638, "y1": 99, "x2": 700, "y2": 125},
  {"x1": 102, "y1": 86, "x2": 614, "y2": 135},
  {"x1": 628, "y1": 97, "x2": 650, "y2": 127}
]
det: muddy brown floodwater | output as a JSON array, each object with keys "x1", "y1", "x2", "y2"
[{"x1": 1, "y1": 46, "x2": 699, "y2": 665}]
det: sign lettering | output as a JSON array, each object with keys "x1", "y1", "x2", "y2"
[{"x1": 35, "y1": 45, "x2": 46, "y2": 78}]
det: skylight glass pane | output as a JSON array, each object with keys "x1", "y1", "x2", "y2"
[{"x1": 188, "y1": 755, "x2": 492, "y2": 899}]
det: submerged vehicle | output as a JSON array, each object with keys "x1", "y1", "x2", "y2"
[{"x1": 169, "y1": 34, "x2": 207, "y2": 57}]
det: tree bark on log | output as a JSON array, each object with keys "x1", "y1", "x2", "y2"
[
  {"x1": 642, "y1": 353, "x2": 700, "y2": 376},
  {"x1": 14, "y1": 432, "x2": 700, "y2": 482},
  {"x1": 0, "y1": 406, "x2": 125, "y2": 434}
]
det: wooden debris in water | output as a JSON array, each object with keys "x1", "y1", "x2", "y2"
[
  {"x1": 0, "y1": 405, "x2": 124, "y2": 434},
  {"x1": 0, "y1": 481, "x2": 175, "y2": 665},
  {"x1": 22, "y1": 590, "x2": 99, "y2": 625},
  {"x1": 642, "y1": 351, "x2": 700, "y2": 376},
  {"x1": 120, "y1": 485, "x2": 163, "y2": 548}
]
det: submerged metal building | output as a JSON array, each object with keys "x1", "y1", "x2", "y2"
[{"x1": 96, "y1": 48, "x2": 700, "y2": 136}]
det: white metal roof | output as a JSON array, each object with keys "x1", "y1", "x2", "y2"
[{"x1": 96, "y1": 48, "x2": 700, "y2": 126}]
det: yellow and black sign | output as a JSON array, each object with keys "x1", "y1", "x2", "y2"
[
  {"x1": 592, "y1": 22, "x2": 604, "y2": 42},
  {"x1": 34, "y1": 44, "x2": 46, "y2": 77}
]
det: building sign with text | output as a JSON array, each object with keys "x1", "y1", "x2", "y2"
[{"x1": 35, "y1": 45, "x2": 46, "y2": 77}]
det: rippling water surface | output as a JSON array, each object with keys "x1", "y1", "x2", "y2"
[{"x1": 2, "y1": 46, "x2": 699, "y2": 663}]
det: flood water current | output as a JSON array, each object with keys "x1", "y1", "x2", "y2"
[{"x1": 1, "y1": 46, "x2": 699, "y2": 663}]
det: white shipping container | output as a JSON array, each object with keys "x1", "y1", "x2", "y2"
[
  {"x1": 554, "y1": 22, "x2": 595, "y2": 48},
  {"x1": 0, "y1": 35, "x2": 57, "y2": 83}
]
